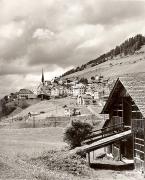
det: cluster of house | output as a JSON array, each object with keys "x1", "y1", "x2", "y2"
[
  {"x1": 5, "y1": 70, "x2": 111, "y2": 105},
  {"x1": 36, "y1": 71, "x2": 111, "y2": 105}
]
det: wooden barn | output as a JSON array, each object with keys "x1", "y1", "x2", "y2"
[
  {"x1": 101, "y1": 75, "x2": 145, "y2": 173},
  {"x1": 82, "y1": 74, "x2": 145, "y2": 174}
]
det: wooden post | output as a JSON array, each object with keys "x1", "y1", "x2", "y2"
[
  {"x1": 93, "y1": 150, "x2": 95, "y2": 161},
  {"x1": 33, "y1": 116, "x2": 35, "y2": 128},
  {"x1": 119, "y1": 141, "x2": 122, "y2": 161},
  {"x1": 143, "y1": 118, "x2": 145, "y2": 178},
  {"x1": 86, "y1": 152, "x2": 91, "y2": 166}
]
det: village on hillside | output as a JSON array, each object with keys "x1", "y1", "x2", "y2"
[
  {"x1": 1, "y1": 69, "x2": 145, "y2": 179},
  {"x1": 1, "y1": 1, "x2": 145, "y2": 179},
  {"x1": 1, "y1": 42, "x2": 145, "y2": 179},
  {"x1": 1, "y1": 69, "x2": 112, "y2": 119}
]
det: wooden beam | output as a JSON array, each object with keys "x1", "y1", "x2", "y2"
[
  {"x1": 86, "y1": 152, "x2": 90, "y2": 166},
  {"x1": 119, "y1": 141, "x2": 122, "y2": 161},
  {"x1": 144, "y1": 119, "x2": 145, "y2": 177},
  {"x1": 93, "y1": 150, "x2": 95, "y2": 160}
]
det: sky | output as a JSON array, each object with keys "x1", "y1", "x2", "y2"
[{"x1": 0, "y1": 0, "x2": 145, "y2": 97}]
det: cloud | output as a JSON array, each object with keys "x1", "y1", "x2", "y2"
[
  {"x1": 33, "y1": 29, "x2": 55, "y2": 40},
  {"x1": 0, "y1": 0, "x2": 145, "y2": 96},
  {"x1": 80, "y1": 0, "x2": 145, "y2": 26}
]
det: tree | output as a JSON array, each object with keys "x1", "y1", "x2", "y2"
[
  {"x1": 20, "y1": 100, "x2": 29, "y2": 109},
  {"x1": 79, "y1": 78, "x2": 88, "y2": 84},
  {"x1": 63, "y1": 120, "x2": 93, "y2": 149},
  {"x1": 91, "y1": 76, "x2": 95, "y2": 81},
  {"x1": 1, "y1": 99, "x2": 7, "y2": 116},
  {"x1": 1, "y1": 99, "x2": 16, "y2": 116}
]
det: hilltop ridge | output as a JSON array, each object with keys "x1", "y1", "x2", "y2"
[{"x1": 61, "y1": 34, "x2": 145, "y2": 80}]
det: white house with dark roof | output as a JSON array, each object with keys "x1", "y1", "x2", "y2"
[
  {"x1": 18, "y1": 89, "x2": 36, "y2": 99},
  {"x1": 72, "y1": 83, "x2": 86, "y2": 97}
]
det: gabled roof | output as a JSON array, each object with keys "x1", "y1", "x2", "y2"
[
  {"x1": 19, "y1": 89, "x2": 33, "y2": 94},
  {"x1": 102, "y1": 73, "x2": 145, "y2": 118}
]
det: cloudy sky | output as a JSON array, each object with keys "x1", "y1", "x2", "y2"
[{"x1": 0, "y1": 0, "x2": 145, "y2": 97}]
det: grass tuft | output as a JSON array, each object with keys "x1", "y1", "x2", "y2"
[{"x1": 30, "y1": 149, "x2": 91, "y2": 177}]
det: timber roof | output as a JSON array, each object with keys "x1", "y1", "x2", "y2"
[
  {"x1": 81, "y1": 130, "x2": 132, "y2": 152},
  {"x1": 102, "y1": 73, "x2": 145, "y2": 118}
]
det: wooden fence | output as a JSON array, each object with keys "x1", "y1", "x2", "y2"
[{"x1": 0, "y1": 114, "x2": 100, "y2": 129}]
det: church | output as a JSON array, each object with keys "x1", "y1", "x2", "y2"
[{"x1": 37, "y1": 69, "x2": 51, "y2": 100}]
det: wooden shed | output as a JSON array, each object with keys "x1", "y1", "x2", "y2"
[{"x1": 101, "y1": 74, "x2": 145, "y2": 173}]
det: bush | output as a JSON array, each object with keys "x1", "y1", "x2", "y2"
[
  {"x1": 63, "y1": 120, "x2": 93, "y2": 148},
  {"x1": 20, "y1": 100, "x2": 29, "y2": 109}
]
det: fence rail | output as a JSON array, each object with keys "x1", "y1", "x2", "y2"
[
  {"x1": 84, "y1": 123, "x2": 128, "y2": 144},
  {"x1": 1, "y1": 114, "x2": 100, "y2": 128}
]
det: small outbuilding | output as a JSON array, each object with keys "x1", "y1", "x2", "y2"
[{"x1": 101, "y1": 74, "x2": 145, "y2": 173}]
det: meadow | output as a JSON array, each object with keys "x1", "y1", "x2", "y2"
[{"x1": 0, "y1": 127, "x2": 144, "y2": 180}]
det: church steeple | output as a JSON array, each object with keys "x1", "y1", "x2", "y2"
[{"x1": 41, "y1": 68, "x2": 44, "y2": 84}]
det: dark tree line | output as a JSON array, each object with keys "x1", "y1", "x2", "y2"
[
  {"x1": 61, "y1": 64, "x2": 87, "y2": 77},
  {"x1": 87, "y1": 34, "x2": 145, "y2": 66},
  {"x1": 0, "y1": 94, "x2": 29, "y2": 117},
  {"x1": 62, "y1": 34, "x2": 145, "y2": 77}
]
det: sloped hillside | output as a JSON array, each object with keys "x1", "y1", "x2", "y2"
[
  {"x1": 62, "y1": 45, "x2": 145, "y2": 80},
  {"x1": 4, "y1": 97, "x2": 96, "y2": 122}
]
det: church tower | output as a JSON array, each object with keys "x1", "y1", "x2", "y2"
[{"x1": 41, "y1": 68, "x2": 44, "y2": 85}]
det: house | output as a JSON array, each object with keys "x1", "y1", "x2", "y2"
[
  {"x1": 59, "y1": 86, "x2": 67, "y2": 96},
  {"x1": 37, "y1": 83, "x2": 51, "y2": 100},
  {"x1": 51, "y1": 85, "x2": 67, "y2": 97},
  {"x1": 101, "y1": 74, "x2": 145, "y2": 173},
  {"x1": 93, "y1": 91, "x2": 99, "y2": 100},
  {"x1": 91, "y1": 83, "x2": 110, "y2": 101},
  {"x1": 18, "y1": 89, "x2": 37, "y2": 99},
  {"x1": 72, "y1": 83, "x2": 86, "y2": 97},
  {"x1": 44, "y1": 80, "x2": 51, "y2": 86},
  {"x1": 85, "y1": 85, "x2": 93, "y2": 96},
  {"x1": 51, "y1": 86, "x2": 60, "y2": 97},
  {"x1": 64, "y1": 106, "x2": 81, "y2": 116},
  {"x1": 66, "y1": 86, "x2": 73, "y2": 96},
  {"x1": 77, "y1": 94, "x2": 93, "y2": 105}
]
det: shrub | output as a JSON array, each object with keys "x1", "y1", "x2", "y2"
[
  {"x1": 63, "y1": 120, "x2": 93, "y2": 148},
  {"x1": 20, "y1": 100, "x2": 29, "y2": 109}
]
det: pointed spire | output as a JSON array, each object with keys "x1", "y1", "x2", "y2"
[{"x1": 41, "y1": 68, "x2": 44, "y2": 84}]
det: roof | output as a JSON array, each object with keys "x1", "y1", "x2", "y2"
[
  {"x1": 45, "y1": 80, "x2": 51, "y2": 85},
  {"x1": 78, "y1": 94, "x2": 92, "y2": 99},
  {"x1": 73, "y1": 83, "x2": 85, "y2": 88},
  {"x1": 19, "y1": 89, "x2": 33, "y2": 94},
  {"x1": 81, "y1": 130, "x2": 131, "y2": 152},
  {"x1": 102, "y1": 73, "x2": 145, "y2": 117},
  {"x1": 65, "y1": 106, "x2": 80, "y2": 110}
]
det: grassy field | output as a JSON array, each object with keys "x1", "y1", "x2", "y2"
[
  {"x1": 0, "y1": 127, "x2": 65, "y2": 156},
  {"x1": 3, "y1": 97, "x2": 90, "y2": 120},
  {"x1": 0, "y1": 127, "x2": 67, "y2": 180},
  {"x1": 0, "y1": 127, "x2": 144, "y2": 180}
]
